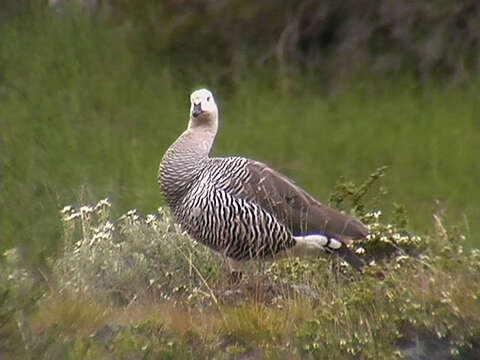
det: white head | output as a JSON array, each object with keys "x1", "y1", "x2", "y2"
[{"x1": 189, "y1": 89, "x2": 218, "y2": 128}]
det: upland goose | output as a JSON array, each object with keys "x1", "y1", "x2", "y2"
[{"x1": 159, "y1": 89, "x2": 368, "y2": 275}]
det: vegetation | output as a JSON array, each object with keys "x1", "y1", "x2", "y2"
[
  {"x1": 1, "y1": 173, "x2": 479, "y2": 359},
  {"x1": 0, "y1": 2, "x2": 478, "y2": 358},
  {"x1": 1, "y1": 3, "x2": 478, "y2": 262}
]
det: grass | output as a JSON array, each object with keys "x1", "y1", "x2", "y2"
[
  {"x1": 0, "y1": 192, "x2": 479, "y2": 359},
  {"x1": 1, "y1": 4, "x2": 479, "y2": 359},
  {"x1": 1, "y1": 4, "x2": 478, "y2": 359},
  {"x1": 1, "y1": 7, "x2": 478, "y2": 265}
]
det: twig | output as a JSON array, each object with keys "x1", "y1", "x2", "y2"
[{"x1": 171, "y1": 240, "x2": 227, "y2": 323}]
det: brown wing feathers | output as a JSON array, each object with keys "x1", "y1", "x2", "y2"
[
  {"x1": 245, "y1": 160, "x2": 367, "y2": 270},
  {"x1": 162, "y1": 89, "x2": 366, "y2": 273}
]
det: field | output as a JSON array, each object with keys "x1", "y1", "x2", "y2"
[
  {"x1": 1, "y1": 4, "x2": 479, "y2": 359},
  {"x1": 1, "y1": 7, "x2": 478, "y2": 260}
]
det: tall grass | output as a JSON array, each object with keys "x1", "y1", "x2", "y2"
[{"x1": 1, "y1": 7, "x2": 478, "y2": 263}]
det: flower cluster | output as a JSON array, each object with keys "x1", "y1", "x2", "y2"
[
  {"x1": 54, "y1": 199, "x2": 223, "y2": 306},
  {"x1": 355, "y1": 210, "x2": 425, "y2": 262}
]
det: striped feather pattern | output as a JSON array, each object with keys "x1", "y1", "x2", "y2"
[
  {"x1": 161, "y1": 156, "x2": 296, "y2": 260},
  {"x1": 158, "y1": 89, "x2": 367, "y2": 271}
]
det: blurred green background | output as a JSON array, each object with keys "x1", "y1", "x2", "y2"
[{"x1": 1, "y1": 0, "x2": 478, "y2": 263}]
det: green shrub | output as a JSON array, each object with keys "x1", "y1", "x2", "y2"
[
  {"x1": 54, "y1": 199, "x2": 225, "y2": 306},
  {"x1": 1, "y1": 193, "x2": 479, "y2": 358}
]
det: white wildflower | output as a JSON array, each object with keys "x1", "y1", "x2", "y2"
[
  {"x1": 79, "y1": 206, "x2": 94, "y2": 218},
  {"x1": 89, "y1": 232, "x2": 104, "y2": 246},
  {"x1": 94, "y1": 198, "x2": 111, "y2": 211},
  {"x1": 104, "y1": 221, "x2": 115, "y2": 231},
  {"x1": 146, "y1": 214, "x2": 156, "y2": 224},
  {"x1": 355, "y1": 247, "x2": 365, "y2": 254},
  {"x1": 125, "y1": 209, "x2": 140, "y2": 223},
  {"x1": 66, "y1": 212, "x2": 81, "y2": 221},
  {"x1": 61, "y1": 205, "x2": 73, "y2": 214},
  {"x1": 395, "y1": 255, "x2": 409, "y2": 263}
]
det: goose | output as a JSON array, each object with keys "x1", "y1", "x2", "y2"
[{"x1": 158, "y1": 89, "x2": 367, "y2": 276}]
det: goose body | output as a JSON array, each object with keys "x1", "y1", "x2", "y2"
[{"x1": 159, "y1": 89, "x2": 367, "y2": 272}]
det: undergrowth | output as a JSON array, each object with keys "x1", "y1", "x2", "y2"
[{"x1": 0, "y1": 170, "x2": 479, "y2": 359}]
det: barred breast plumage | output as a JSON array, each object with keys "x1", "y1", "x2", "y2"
[{"x1": 158, "y1": 89, "x2": 368, "y2": 273}]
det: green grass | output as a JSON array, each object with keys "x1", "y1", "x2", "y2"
[
  {"x1": 1, "y1": 5, "x2": 478, "y2": 359},
  {"x1": 1, "y1": 7, "x2": 478, "y2": 265}
]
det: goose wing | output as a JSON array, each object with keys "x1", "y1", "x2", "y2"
[{"x1": 243, "y1": 160, "x2": 368, "y2": 242}]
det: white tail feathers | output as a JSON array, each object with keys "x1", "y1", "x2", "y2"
[
  {"x1": 292, "y1": 234, "x2": 343, "y2": 257},
  {"x1": 230, "y1": 233, "x2": 364, "y2": 272},
  {"x1": 291, "y1": 233, "x2": 365, "y2": 272}
]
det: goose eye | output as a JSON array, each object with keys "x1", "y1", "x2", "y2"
[{"x1": 207, "y1": 96, "x2": 211, "y2": 102}]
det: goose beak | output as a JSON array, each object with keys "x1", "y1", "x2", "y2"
[{"x1": 192, "y1": 102, "x2": 203, "y2": 118}]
